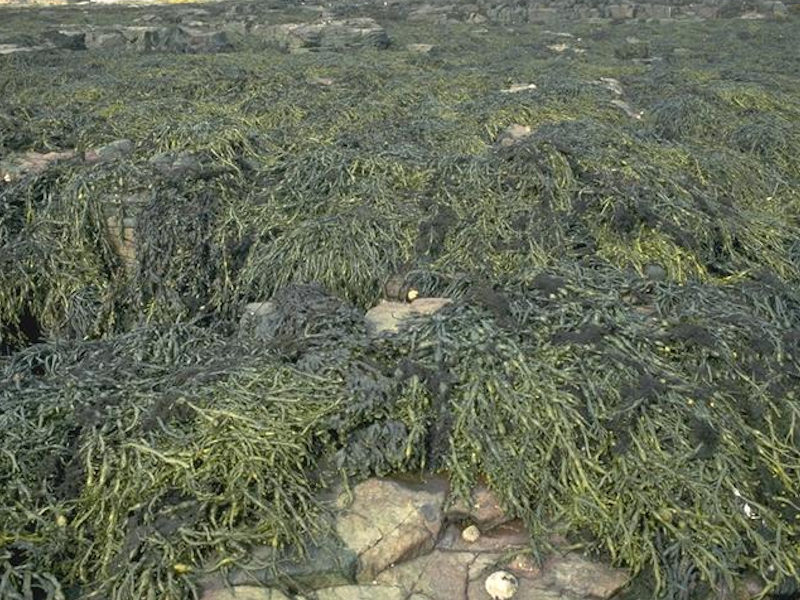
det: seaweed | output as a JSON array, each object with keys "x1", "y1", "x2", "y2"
[{"x1": 1, "y1": 6, "x2": 800, "y2": 600}]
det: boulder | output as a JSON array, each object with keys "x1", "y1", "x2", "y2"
[
  {"x1": 259, "y1": 19, "x2": 389, "y2": 53},
  {"x1": 84, "y1": 25, "x2": 231, "y2": 53},
  {"x1": 334, "y1": 477, "x2": 447, "y2": 582},
  {"x1": 42, "y1": 29, "x2": 86, "y2": 50},
  {"x1": 445, "y1": 484, "x2": 512, "y2": 531},
  {"x1": 364, "y1": 298, "x2": 452, "y2": 335},
  {"x1": 85, "y1": 139, "x2": 134, "y2": 164}
]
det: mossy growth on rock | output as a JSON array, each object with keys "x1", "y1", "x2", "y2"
[{"x1": 1, "y1": 5, "x2": 800, "y2": 600}]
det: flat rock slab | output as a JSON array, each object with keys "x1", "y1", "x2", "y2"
[
  {"x1": 365, "y1": 298, "x2": 452, "y2": 335},
  {"x1": 0, "y1": 150, "x2": 76, "y2": 182},
  {"x1": 377, "y1": 549, "x2": 503, "y2": 598},
  {"x1": 312, "y1": 584, "x2": 428, "y2": 600},
  {"x1": 201, "y1": 586, "x2": 291, "y2": 600},
  {"x1": 334, "y1": 477, "x2": 447, "y2": 582},
  {"x1": 437, "y1": 520, "x2": 530, "y2": 553}
]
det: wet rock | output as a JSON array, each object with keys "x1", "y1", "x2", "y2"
[
  {"x1": 376, "y1": 550, "x2": 499, "y2": 598},
  {"x1": 500, "y1": 83, "x2": 537, "y2": 94},
  {"x1": 83, "y1": 25, "x2": 231, "y2": 53},
  {"x1": 542, "y1": 553, "x2": 629, "y2": 598},
  {"x1": 365, "y1": 298, "x2": 452, "y2": 335},
  {"x1": 607, "y1": 3, "x2": 636, "y2": 19},
  {"x1": 85, "y1": 139, "x2": 134, "y2": 164},
  {"x1": 43, "y1": 29, "x2": 86, "y2": 50},
  {"x1": 149, "y1": 151, "x2": 204, "y2": 180},
  {"x1": 334, "y1": 477, "x2": 447, "y2": 582},
  {"x1": 496, "y1": 124, "x2": 531, "y2": 147},
  {"x1": 0, "y1": 150, "x2": 76, "y2": 182},
  {"x1": 0, "y1": 44, "x2": 46, "y2": 55},
  {"x1": 314, "y1": 585, "x2": 427, "y2": 600},
  {"x1": 446, "y1": 484, "x2": 511, "y2": 531},
  {"x1": 200, "y1": 586, "x2": 291, "y2": 600},
  {"x1": 240, "y1": 302, "x2": 277, "y2": 337},
  {"x1": 638, "y1": 4, "x2": 672, "y2": 18},
  {"x1": 406, "y1": 43, "x2": 434, "y2": 54},
  {"x1": 260, "y1": 19, "x2": 389, "y2": 53},
  {"x1": 219, "y1": 539, "x2": 358, "y2": 591},
  {"x1": 437, "y1": 520, "x2": 529, "y2": 553},
  {"x1": 610, "y1": 99, "x2": 643, "y2": 120}
]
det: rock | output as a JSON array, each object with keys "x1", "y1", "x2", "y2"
[
  {"x1": 500, "y1": 83, "x2": 537, "y2": 94},
  {"x1": 103, "y1": 193, "x2": 150, "y2": 267},
  {"x1": 42, "y1": 29, "x2": 86, "y2": 50},
  {"x1": 437, "y1": 520, "x2": 529, "y2": 553},
  {"x1": 406, "y1": 43, "x2": 434, "y2": 54},
  {"x1": 260, "y1": 19, "x2": 389, "y2": 53},
  {"x1": 85, "y1": 139, "x2": 134, "y2": 164},
  {"x1": 83, "y1": 26, "x2": 231, "y2": 53},
  {"x1": 462, "y1": 524, "x2": 481, "y2": 543},
  {"x1": 770, "y1": 1, "x2": 789, "y2": 17},
  {"x1": 542, "y1": 553, "x2": 629, "y2": 598},
  {"x1": 0, "y1": 150, "x2": 76, "y2": 182},
  {"x1": 610, "y1": 99, "x2": 643, "y2": 120},
  {"x1": 200, "y1": 586, "x2": 291, "y2": 600},
  {"x1": 528, "y1": 7, "x2": 559, "y2": 23},
  {"x1": 377, "y1": 550, "x2": 500, "y2": 598},
  {"x1": 485, "y1": 571, "x2": 519, "y2": 600},
  {"x1": 638, "y1": 4, "x2": 672, "y2": 18},
  {"x1": 595, "y1": 77, "x2": 624, "y2": 96},
  {"x1": 446, "y1": 484, "x2": 511, "y2": 531},
  {"x1": 364, "y1": 298, "x2": 452, "y2": 335},
  {"x1": 149, "y1": 151, "x2": 203, "y2": 180},
  {"x1": 614, "y1": 37, "x2": 650, "y2": 60},
  {"x1": 334, "y1": 477, "x2": 447, "y2": 582},
  {"x1": 240, "y1": 302, "x2": 277, "y2": 337},
  {"x1": 644, "y1": 263, "x2": 667, "y2": 281},
  {"x1": 607, "y1": 3, "x2": 636, "y2": 19},
  {"x1": 314, "y1": 585, "x2": 427, "y2": 600},
  {"x1": 496, "y1": 124, "x2": 531, "y2": 147},
  {"x1": 408, "y1": 4, "x2": 455, "y2": 23},
  {"x1": 217, "y1": 539, "x2": 358, "y2": 591},
  {"x1": 0, "y1": 44, "x2": 46, "y2": 55}
]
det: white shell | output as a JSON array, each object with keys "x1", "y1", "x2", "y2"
[{"x1": 485, "y1": 570, "x2": 519, "y2": 600}]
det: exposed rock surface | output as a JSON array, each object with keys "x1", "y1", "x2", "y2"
[
  {"x1": 201, "y1": 587, "x2": 291, "y2": 600},
  {"x1": 0, "y1": 150, "x2": 76, "y2": 182},
  {"x1": 334, "y1": 476, "x2": 448, "y2": 582},
  {"x1": 365, "y1": 298, "x2": 453, "y2": 335},
  {"x1": 257, "y1": 19, "x2": 389, "y2": 53}
]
